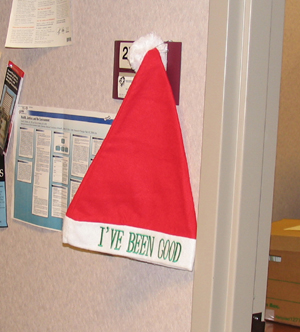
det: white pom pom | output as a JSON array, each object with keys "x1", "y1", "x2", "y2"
[{"x1": 128, "y1": 32, "x2": 168, "y2": 72}]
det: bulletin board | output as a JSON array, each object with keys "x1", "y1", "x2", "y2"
[{"x1": 0, "y1": 0, "x2": 209, "y2": 331}]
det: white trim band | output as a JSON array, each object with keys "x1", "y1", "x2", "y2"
[{"x1": 63, "y1": 216, "x2": 196, "y2": 271}]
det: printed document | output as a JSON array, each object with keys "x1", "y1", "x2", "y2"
[
  {"x1": 5, "y1": 0, "x2": 72, "y2": 48},
  {"x1": 13, "y1": 105, "x2": 114, "y2": 230}
]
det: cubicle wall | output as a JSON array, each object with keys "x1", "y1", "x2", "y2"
[
  {"x1": 0, "y1": 1, "x2": 209, "y2": 331},
  {"x1": 272, "y1": 0, "x2": 300, "y2": 222}
]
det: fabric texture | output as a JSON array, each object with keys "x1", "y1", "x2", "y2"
[{"x1": 63, "y1": 48, "x2": 197, "y2": 270}]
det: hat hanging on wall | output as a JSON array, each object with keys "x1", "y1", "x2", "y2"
[{"x1": 62, "y1": 33, "x2": 197, "y2": 271}]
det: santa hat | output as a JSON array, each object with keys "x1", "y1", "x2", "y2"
[{"x1": 63, "y1": 35, "x2": 197, "y2": 271}]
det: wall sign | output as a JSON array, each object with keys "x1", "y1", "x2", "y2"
[{"x1": 113, "y1": 40, "x2": 182, "y2": 105}]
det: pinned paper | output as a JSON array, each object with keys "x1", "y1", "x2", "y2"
[{"x1": 5, "y1": 0, "x2": 72, "y2": 48}]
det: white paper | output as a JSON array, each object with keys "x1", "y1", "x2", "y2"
[
  {"x1": 33, "y1": 129, "x2": 51, "y2": 218},
  {"x1": 17, "y1": 159, "x2": 33, "y2": 183},
  {"x1": 69, "y1": 178, "x2": 81, "y2": 203},
  {"x1": 19, "y1": 127, "x2": 34, "y2": 158},
  {"x1": 91, "y1": 137, "x2": 103, "y2": 156},
  {"x1": 118, "y1": 73, "x2": 134, "y2": 99},
  {"x1": 51, "y1": 184, "x2": 68, "y2": 219},
  {"x1": 71, "y1": 135, "x2": 90, "y2": 178},
  {"x1": 5, "y1": 0, "x2": 72, "y2": 48},
  {"x1": 52, "y1": 155, "x2": 69, "y2": 185}
]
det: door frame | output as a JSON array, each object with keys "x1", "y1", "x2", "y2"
[{"x1": 191, "y1": 0, "x2": 285, "y2": 331}]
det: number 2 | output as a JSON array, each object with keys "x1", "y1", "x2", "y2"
[{"x1": 122, "y1": 46, "x2": 129, "y2": 60}]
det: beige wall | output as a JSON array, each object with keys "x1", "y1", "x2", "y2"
[
  {"x1": 272, "y1": 0, "x2": 300, "y2": 222},
  {"x1": 0, "y1": 1, "x2": 209, "y2": 331}
]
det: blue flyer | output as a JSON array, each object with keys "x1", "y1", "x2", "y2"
[{"x1": 13, "y1": 105, "x2": 114, "y2": 231}]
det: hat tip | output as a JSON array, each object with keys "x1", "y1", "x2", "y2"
[{"x1": 128, "y1": 32, "x2": 168, "y2": 72}]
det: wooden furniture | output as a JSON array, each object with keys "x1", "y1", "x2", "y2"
[{"x1": 265, "y1": 322, "x2": 300, "y2": 331}]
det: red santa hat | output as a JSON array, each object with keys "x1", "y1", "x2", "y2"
[{"x1": 63, "y1": 35, "x2": 197, "y2": 271}]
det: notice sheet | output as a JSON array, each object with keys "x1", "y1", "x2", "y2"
[
  {"x1": 13, "y1": 105, "x2": 114, "y2": 230},
  {"x1": 5, "y1": 0, "x2": 72, "y2": 48}
]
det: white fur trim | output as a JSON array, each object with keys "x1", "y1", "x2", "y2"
[
  {"x1": 128, "y1": 32, "x2": 168, "y2": 72},
  {"x1": 63, "y1": 216, "x2": 196, "y2": 271}
]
